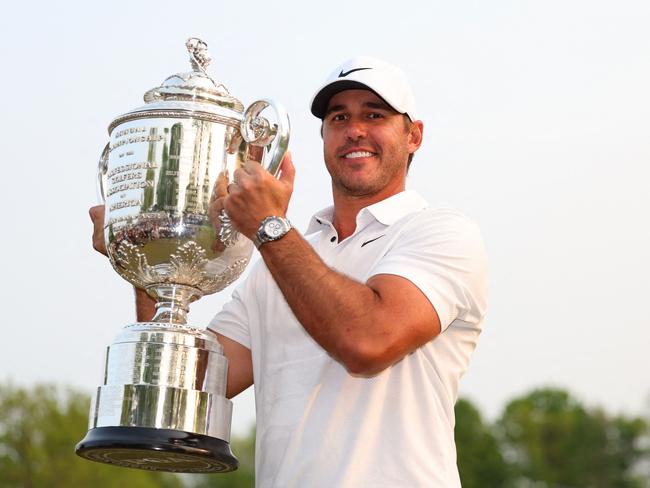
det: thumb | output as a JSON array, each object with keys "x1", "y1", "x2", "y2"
[{"x1": 278, "y1": 150, "x2": 295, "y2": 186}]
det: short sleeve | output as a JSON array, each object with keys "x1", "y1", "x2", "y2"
[
  {"x1": 368, "y1": 209, "x2": 488, "y2": 331},
  {"x1": 207, "y1": 263, "x2": 264, "y2": 349}
]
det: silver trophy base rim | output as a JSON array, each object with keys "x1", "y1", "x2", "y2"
[{"x1": 75, "y1": 426, "x2": 238, "y2": 473}]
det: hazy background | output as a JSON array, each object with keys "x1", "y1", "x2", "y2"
[{"x1": 1, "y1": 0, "x2": 648, "y2": 436}]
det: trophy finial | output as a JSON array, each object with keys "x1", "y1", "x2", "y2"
[{"x1": 186, "y1": 38, "x2": 212, "y2": 73}]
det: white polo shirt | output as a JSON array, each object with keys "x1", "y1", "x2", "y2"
[{"x1": 209, "y1": 190, "x2": 488, "y2": 488}]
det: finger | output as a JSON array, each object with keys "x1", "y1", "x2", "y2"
[
  {"x1": 243, "y1": 159, "x2": 263, "y2": 176},
  {"x1": 278, "y1": 151, "x2": 295, "y2": 186},
  {"x1": 233, "y1": 167, "x2": 251, "y2": 186},
  {"x1": 208, "y1": 195, "x2": 224, "y2": 222},
  {"x1": 89, "y1": 205, "x2": 108, "y2": 256},
  {"x1": 214, "y1": 171, "x2": 230, "y2": 199},
  {"x1": 89, "y1": 205, "x2": 105, "y2": 223}
]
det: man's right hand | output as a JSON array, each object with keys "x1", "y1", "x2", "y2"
[
  {"x1": 89, "y1": 204, "x2": 157, "y2": 320},
  {"x1": 89, "y1": 205, "x2": 107, "y2": 256}
]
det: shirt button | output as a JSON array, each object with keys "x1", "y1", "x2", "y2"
[{"x1": 330, "y1": 236, "x2": 336, "y2": 243}]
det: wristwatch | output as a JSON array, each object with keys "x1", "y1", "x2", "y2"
[{"x1": 253, "y1": 216, "x2": 292, "y2": 249}]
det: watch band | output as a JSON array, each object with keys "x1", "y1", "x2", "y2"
[{"x1": 253, "y1": 216, "x2": 292, "y2": 249}]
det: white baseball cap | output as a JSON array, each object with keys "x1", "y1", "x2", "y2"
[{"x1": 310, "y1": 56, "x2": 418, "y2": 121}]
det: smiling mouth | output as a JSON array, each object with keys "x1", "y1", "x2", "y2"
[{"x1": 343, "y1": 151, "x2": 376, "y2": 159}]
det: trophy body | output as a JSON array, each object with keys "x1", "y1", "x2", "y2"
[{"x1": 75, "y1": 39, "x2": 289, "y2": 473}]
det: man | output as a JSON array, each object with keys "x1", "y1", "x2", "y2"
[{"x1": 91, "y1": 56, "x2": 488, "y2": 487}]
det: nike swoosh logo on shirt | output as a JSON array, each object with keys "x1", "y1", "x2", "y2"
[
  {"x1": 361, "y1": 235, "x2": 386, "y2": 247},
  {"x1": 338, "y1": 67, "x2": 372, "y2": 77}
]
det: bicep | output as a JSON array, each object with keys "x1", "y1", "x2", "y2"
[
  {"x1": 213, "y1": 332, "x2": 254, "y2": 399},
  {"x1": 369, "y1": 211, "x2": 488, "y2": 331},
  {"x1": 366, "y1": 273, "x2": 441, "y2": 354}
]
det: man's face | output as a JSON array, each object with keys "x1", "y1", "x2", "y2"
[{"x1": 321, "y1": 89, "x2": 422, "y2": 198}]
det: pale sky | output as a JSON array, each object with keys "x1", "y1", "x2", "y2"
[{"x1": 1, "y1": 0, "x2": 648, "y2": 435}]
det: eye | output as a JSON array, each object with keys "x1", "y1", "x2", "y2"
[
  {"x1": 367, "y1": 112, "x2": 384, "y2": 119},
  {"x1": 331, "y1": 113, "x2": 347, "y2": 122}
]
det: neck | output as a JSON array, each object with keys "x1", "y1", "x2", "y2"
[{"x1": 331, "y1": 181, "x2": 405, "y2": 240}]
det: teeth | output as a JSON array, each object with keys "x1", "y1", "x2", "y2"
[{"x1": 344, "y1": 151, "x2": 374, "y2": 159}]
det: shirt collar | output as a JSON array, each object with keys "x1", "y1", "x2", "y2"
[
  {"x1": 306, "y1": 190, "x2": 429, "y2": 235},
  {"x1": 306, "y1": 205, "x2": 335, "y2": 235}
]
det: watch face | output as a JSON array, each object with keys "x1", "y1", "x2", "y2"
[{"x1": 264, "y1": 219, "x2": 284, "y2": 238}]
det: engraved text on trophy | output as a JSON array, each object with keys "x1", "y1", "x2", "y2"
[{"x1": 104, "y1": 119, "x2": 250, "y2": 295}]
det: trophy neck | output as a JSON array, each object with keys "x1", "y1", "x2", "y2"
[{"x1": 147, "y1": 284, "x2": 202, "y2": 325}]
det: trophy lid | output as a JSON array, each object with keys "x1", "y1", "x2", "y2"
[{"x1": 108, "y1": 38, "x2": 244, "y2": 132}]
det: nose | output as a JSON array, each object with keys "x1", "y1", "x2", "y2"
[{"x1": 344, "y1": 119, "x2": 367, "y2": 140}]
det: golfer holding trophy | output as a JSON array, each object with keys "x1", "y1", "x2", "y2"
[{"x1": 76, "y1": 38, "x2": 289, "y2": 473}]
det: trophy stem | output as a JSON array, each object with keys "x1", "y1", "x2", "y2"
[{"x1": 148, "y1": 284, "x2": 202, "y2": 325}]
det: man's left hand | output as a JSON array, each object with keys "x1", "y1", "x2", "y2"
[{"x1": 221, "y1": 152, "x2": 295, "y2": 239}]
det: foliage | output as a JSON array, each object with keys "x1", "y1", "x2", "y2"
[
  {"x1": 455, "y1": 397, "x2": 512, "y2": 487},
  {"x1": 0, "y1": 383, "x2": 181, "y2": 488},
  {"x1": 1, "y1": 383, "x2": 648, "y2": 488},
  {"x1": 497, "y1": 387, "x2": 649, "y2": 488}
]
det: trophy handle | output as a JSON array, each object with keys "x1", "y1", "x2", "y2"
[
  {"x1": 97, "y1": 142, "x2": 110, "y2": 202},
  {"x1": 240, "y1": 99, "x2": 290, "y2": 176},
  {"x1": 217, "y1": 100, "x2": 290, "y2": 248}
]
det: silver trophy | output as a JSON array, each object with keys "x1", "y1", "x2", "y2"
[{"x1": 75, "y1": 38, "x2": 289, "y2": 473}]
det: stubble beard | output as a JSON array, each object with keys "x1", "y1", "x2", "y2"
[
  {"x1": 325, "y1": 150, "x2": 408, "y2": 198},
  {"x1": 331, "y1": 167, "x2": 391, "y2": 197}
]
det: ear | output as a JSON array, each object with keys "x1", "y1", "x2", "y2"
[{"x1": 407, "y1": 120, "x2": 424, "y2": 153}]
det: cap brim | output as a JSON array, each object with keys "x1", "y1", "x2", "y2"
[{"x1": 310, "y1": 80, "x2": 372, "y2": 119}]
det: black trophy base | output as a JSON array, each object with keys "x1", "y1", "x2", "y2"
[{"x1": 75, "y1": 426, "x2": 238, "y2": 473}]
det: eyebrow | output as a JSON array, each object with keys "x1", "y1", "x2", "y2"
[
  {"x1": 365, "y1": 101, "x2": 394, "y2": 112},
  {"x1": 324, "y1": 104, "x2": 346, "y2": 117},
  {"x1": 324, "y1": 100, "x2": 396, "y2": 117}
]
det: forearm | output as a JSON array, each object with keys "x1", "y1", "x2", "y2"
[
  {"x1": 259, "y1": 230, "x2": 392, "y2": 372},
  {"x1": 215, "y1": 155, "x2": 438, "y2": 373},
  {"x1": 134, "y1": 287, "x2": 156, "y2": 322}
]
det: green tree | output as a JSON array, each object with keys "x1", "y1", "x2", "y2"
[
  {"x1": 455, "y1": 397, "x2": 512, "y2": 487},
  {"x1": 497, "y1": 387, "x2": 649, "y2": 488},
  {"x1": 0, "y1": 383, "x2": 182, "y2": 488},
  {"x1": 195, "y1": 426, "x2": 255, "y2": 488}
]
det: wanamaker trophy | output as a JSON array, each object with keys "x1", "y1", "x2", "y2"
[{"x1": 75, "y1": 38, "x2": 290, "y2": 473}]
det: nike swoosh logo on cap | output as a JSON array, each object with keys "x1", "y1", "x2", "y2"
[{"x1": 338, "y1": 67, "x2": 372, "y2": 77}]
